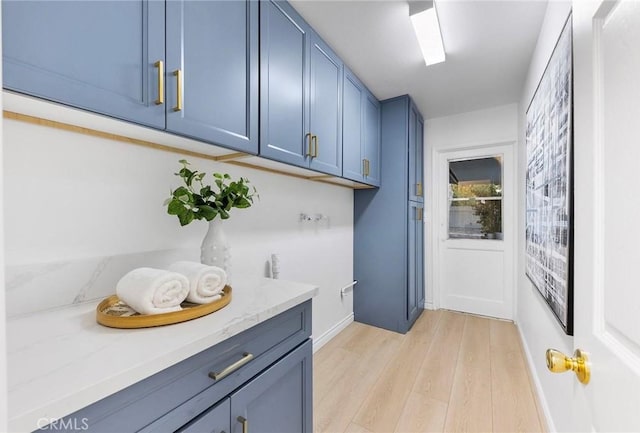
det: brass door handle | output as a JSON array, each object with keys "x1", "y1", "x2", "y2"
[
  {"x1": 173, "y1": 69, "x2": 183, "y2": 112},
  {"x1": 237, "y1": 416, "x2": 248, "y2": 433},
  {"x1": 312, "y1": 135, "x2": 318, "y2": 158},
  {"x1": 546, "y1": 348, "x2": 590, "y2": 384},
  {"x1": 154, "y1": 60, "x2": 164, "y2": 105},
  {"x1": 208, "y1": 352, "x2": 254, "y2": 381}
]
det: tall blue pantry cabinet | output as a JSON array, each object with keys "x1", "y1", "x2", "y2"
[{"x1": 354, "y1": 95, "x2": 425, "y2": 334}]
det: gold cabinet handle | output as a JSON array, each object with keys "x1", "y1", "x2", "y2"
[
  {"x1": 237, "y1": 416, "x2": 248, "y2": 433},
  {"x1": 417, "y1": 182, "x2": 423, "y2": 197},
  {"x1": 312, "y1": 135, "x2": 318, "y2": 158},
  {"x1": 546, "y1": 348, "x2": 590, "y2": 385},
  {"x1": 362, "y1": 159, "x2": 370, "y2": 177},
  {"x1": 366, "y1": 159, "x2": 370, "y2": 176},
  {"x1": 306, "y1": 133, "x2": 312, "y2": 157},
  {"x1": 173, "y1": 69, "x2": 183, "y2": 112},
  {"x1": 208, "y1": 352, "x2": 254, "y2": 381},
  {"x1": 154, "y1": 60, "x2": 164, "y2": 105},
  {"x1": 417, "y1": 207, "x2": 423, "y2": 221}
]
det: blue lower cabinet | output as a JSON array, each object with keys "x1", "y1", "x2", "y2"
[
  {"x1": 416, "y1": 202, "x2": 425, "y2": 310},
  {"x1": 43, "y1": 301, "x2": 312, "y2": 433},
  {"x1": 180, "y1": 339, "x2": 312, "y2": 433},
  {"x1": 408, "y1": 201, "x2": 425, "y2": 325},
  {"x1": 165, "y1": 0, "x2": 258, "y2": 153},
  {"x1": 231, "y1": 340, "x2": 313, "y2": 433},
  {"x1": 2, "y1": 0, "x2": 165, "y2": 129}
]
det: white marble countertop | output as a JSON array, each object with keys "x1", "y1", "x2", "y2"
[{"x1": 6, "y1": 277, "x2": 318, "y2": 432}]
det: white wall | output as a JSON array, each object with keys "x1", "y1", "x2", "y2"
[
  {"x1": 517, "y1": 2, "x2": 573, "y2": 432},
  {"x1": 0, "y1": 6, "x2": 9, "y2": 431},
  {"x1": 2, "y1": 98, "x2": 354, "y2": 349},
  {"x1": 424, "y1": 103, "x2": 518, "y2": 310},
  {"x1": 426, "y1": 104, "x2": 518, "y2": 150}
]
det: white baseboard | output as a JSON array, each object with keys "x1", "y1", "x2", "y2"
[
  {"x1": 312, "y1": 313, "x2": 354, "y2": 353},
  {"x1": 424, "y1": 301, "x2": 435, "y2": 310},
  {"x1": 517, "y1": 324, "x2": 556, "y2": 433}
]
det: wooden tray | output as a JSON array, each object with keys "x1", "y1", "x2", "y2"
[{"x1": 96, "y1": 286, "x2": 232, "y2": 329}]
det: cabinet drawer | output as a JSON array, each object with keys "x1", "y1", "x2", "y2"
[{"x1": 55, "y1": 301, "x2": 311, "y2": 433}]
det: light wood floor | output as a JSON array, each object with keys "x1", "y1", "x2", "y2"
[{"x1": 313, "y1": 310, "x2": 546, "y2": 433}]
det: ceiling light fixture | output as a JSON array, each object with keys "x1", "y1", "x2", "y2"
[{"x1": 409, "y1": 0, "x2": 446, "y2": 66}]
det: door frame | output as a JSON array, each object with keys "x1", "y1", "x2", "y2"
[{"x1": 429, "y1": 140, "x2": 516, "y2": 319}]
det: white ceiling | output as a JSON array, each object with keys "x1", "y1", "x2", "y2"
[{"x1": 290, "y1": 0, "x2": 548, "y2": 119}]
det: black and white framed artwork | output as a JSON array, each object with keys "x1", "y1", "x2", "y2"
[{"x1": 525, "y1": 14, "x2": 574, "y2": 335}]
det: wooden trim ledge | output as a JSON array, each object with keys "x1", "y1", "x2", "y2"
[{"x1": 3, "y1": 110, "x2": 375, "y2": 190}]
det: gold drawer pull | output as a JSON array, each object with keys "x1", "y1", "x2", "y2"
[
  {"x1": 417, "y1": 182, "x2": 423, "y2": 197},
  {"x1": 208, "y1": 352, "x2": 254, "y2": 381},
  {"x1": 417, "y1": 207, "x2": 423, "y2": 221},
  {"x1": 312, "y1": 135, "x2": 318, "y2": 158},
  {"x1": 154, "y1": 60, "x2": 164, "y2": 105},
  {"x1": 173, "y1": 69, "x2": 183, "y2": 112},
  {"x1": 306, "y1": 133, "x2": 313, "y2": 157},
  {"x1": 237, "y1": 416, "x2": 248, "y2": 433}
]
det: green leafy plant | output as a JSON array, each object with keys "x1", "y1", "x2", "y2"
[
  {"x1": 472, "y1": 184, "x2": 502, "y2": 235},
  {"x1": 165, "y1": 159, "x2": 257, "y2": 226}
]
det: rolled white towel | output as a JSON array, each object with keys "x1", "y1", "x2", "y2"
[
  {"x1": 168, "y1": 261, "x2": 227, "y2": 304},
  {"x1": 116, "y1": 267, "x2": 190, "y2": 315}
]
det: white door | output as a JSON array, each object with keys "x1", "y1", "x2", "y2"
[
  {"x1": 436, "y1": 143, "x2": 514, "y2": 320},
  {"x1": 569, "y1": 1, "x2": 640, "y2": 430}
]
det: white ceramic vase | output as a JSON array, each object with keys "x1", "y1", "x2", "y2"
[{"x1": 201, "y1": 218, "x2": 231, "y2": 274}]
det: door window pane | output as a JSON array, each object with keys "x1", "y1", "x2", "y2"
[{"x1": 449, "y1": 156, "x2": 503, "y2": 239}]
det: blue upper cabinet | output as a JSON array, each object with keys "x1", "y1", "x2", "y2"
[
  {"x1": 342, "y1": 68, "x2": 380, "y2": 186},
  {"x1": 260, "y1": 0, "x2": 310, "y2": 167},
  {"x1": 2, "y1": 0, "x2": 165, "y2": 129},
  {"x1": 166, "y1": 0, "x2": 258, "y2": 154},
  {"x1": 408, "y1": 101, "x2": 425, "y2": 202},
  {"x1": 260, "y1": 0, "x2": 343, "y2": 176},
  {"x1": 342, "y1": 70, "x2": 364, "y2": 182},
  {"x1": 308, "y1": 33, "x2": 343, "y2": 176},
  {"x1": 416, "y1": 113, "x2": 425, "y2": 201},
  {"x1": 363, "y1": 90, "x2": 382, "y2": 186}
]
